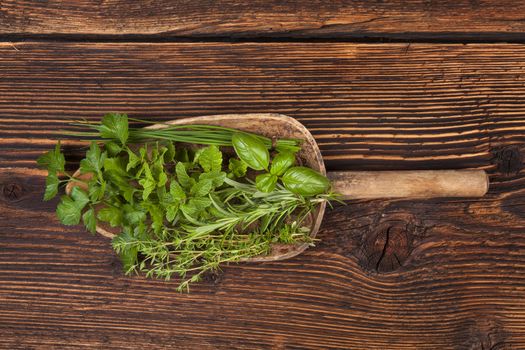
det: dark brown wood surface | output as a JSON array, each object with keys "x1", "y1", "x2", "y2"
[
  {"x1": 1, "y1": 41, "x2": 525, "y2": 349},
  {"x1": 2, "y1": 1, "x2": 525, "y2": 349},
  {"x1": 2, "y1": 1, "x2": 525, "y2": 40}
]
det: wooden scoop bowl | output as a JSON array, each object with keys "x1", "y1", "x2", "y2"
[{"x1": 67, "y1": 113, "x2": 488, "y2": 262}]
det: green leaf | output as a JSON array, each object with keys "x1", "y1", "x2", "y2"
[
  {"x1": 105, "y1": 141, "x2": 122, "y2": 156},
  {"x1": 138, "y1": 163, "x2": 156, "y2": 201},
  {"x1": 282, "y1": 166, "x2": 331, "y2": 196},
  {"x1": 126, "y1": 148, "x2": 141, "y2": 171},
  {"x1": 256, "y1": 173, "x2": 278, "y2": 193},
  {"x1": 103, "y1": 157, "x2": 128, "y2": 178},
  {"x1": 99, "y1": 113, "x2": 129, "y2": 145},
  {"x1": 166, "y1": 203, "x2": 179, "y2": 222},
  {"x1": 56, "y1": 196, "x2": 81, "y2": 225},
  {"x1": 37, "y1": 141, "x2": 65, "y2": 173},
  {"x1": 80, "y1": 142, "x2": 106, "y2": 175},
  {"x1": 232, "y1": 133, "x2": 269, "y2": 171},
  {"x1": 170, "y1": 180, "x2": 186, "y2": 202},
  {"x1": 112, "y1": 231, "x2": 138, "y2": 272},
  {"x1": 43, "y1": 173, "x2": 59, "y2": 201},
  {"x1": 228, "y1": 158, "x2": 247, "y2": 178},
  {"x1": 97, "y1": 206, "x2": 123, "y2": 227},
  {"x1": 191, "y1": 179, "x2": 213, "y2": 197},
  {"x1": 181, "y1": 197, "x2": 212, "y2": 218},
  {"x1": 175, "y1": 147, "x2": 190, "y2": 163},
  {"x1": 147, "y1": 204, "x2": 164, "y2": 234},
  {"x1": 157, "y1": 171, "x2": 168, "y2": 188},
  {"x1": 88, "y1": 180, "x2": 106, "y2": 201},
  {"x1": 199, "y1": 171, "x2": 226, "y2": 187},
  {"x1": 196, "y1": 145, "x2": 223, "y2": 172},
  {"x1": 71, "y1": 186, "x2": 90, "y2": 210},
  {"x1": 165, "y1": 142, "x2": 176, "y2": 163},
  {"x1": 123, "y1": 205, "x2": 147, "y2": 226},
  {"x1": 270, "y1": 152, "x2": 295, "y2": 176},
  {"x1": 82, "y1": 208, "x2": 97, "y2": 233},
  {"x1": 176, "y1": 162, "x2": 195, "y2": 190}
]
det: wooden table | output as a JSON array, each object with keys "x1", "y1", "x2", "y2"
[{"x1": 1, "y1": 2, "x2": 525, "y2": 349}]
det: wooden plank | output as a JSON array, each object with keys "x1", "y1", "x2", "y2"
[
  {"x1": 1, "y1": 42, "x2": 525, "y2": 348},
  {"x1": 1, "y1": 1, "x2": 525, "y2": 39},
  {"x1": 1, "y1": 42, "x2": 524, "y2": 172}
]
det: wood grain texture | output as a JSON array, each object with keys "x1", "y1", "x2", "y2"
[
  {"x1": 2, "y1": 1, "x2": 525, "y2": 40},
  {"x1": 1, "y1": 42, "x2": 525, "y2": 349}
]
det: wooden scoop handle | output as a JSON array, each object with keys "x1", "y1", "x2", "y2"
[{"x1": 327, "y1": 170, "x2": 488, "y2": 199}]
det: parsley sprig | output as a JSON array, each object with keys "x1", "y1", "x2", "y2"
[{"x1": 38, "y1": 113, "x2": 338, "y2": 291}]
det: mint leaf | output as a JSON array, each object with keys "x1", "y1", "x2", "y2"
[
  {"x1": 37, "y1": 141, "x2": 65, "y2": 173},
  {"x1": 165, "y1": 142, "x2": 176, "y2": 163},
  {"x1": 97, "y1": 206, "x2": 122, "y2": 227},
  {"x1": 181, "y1": 197, "x2": 212, "y2": 218},
  {"x1": 191, "y1": 179, "x2": 212, "y2": 198},
  {"x1": 228, "y1": 158, "x2": 247, "y2": 178},
  {"x1": 176, "y1": 162, "x2": 195, "y2": 190},
  {"x1": 147, "y1": 204, "x2": 164, "y2": 234},
  {"x1": 166, "y1": 203, "x2": 179, "y2": 222},
  {"x1": 71, "y1": 186, "x2": 90, "y2": 210},
  {"x1": 199, "y1": 171, "x2": 226, "y2": 187},
  {"x1": 170, "y1": 180, "x2": 186, "y2": 202},
  {"x1": 43, "y1": 173, "x2": 59, "y2": 201},
  {"x1": 99, "y1": 113, "x2": 129, "y2": 145},
  {"x1": 126, "y1": 148, "x2": 141, "y2": 171},
  {"x1": 123, "y1": 204, "x2": 147, "y2": 226},
  {"x1": 256, "y1": 173, "x2": 278, "y2": 193},
  {"x1": 82, "y1": 208, "x2": 97, "y2": 233},
  {"x1": 138, "y1": 163, "x2": 156, "y2": 200},
  {"x1": 197, "y1": 145, "x2": 222, "y2": 172},
  {"x1": 56, "y1": 196, "x2": 81, "y2": 225},
  {"x1": 157, "y1": 171, "x2": 168, "y2": 188}
]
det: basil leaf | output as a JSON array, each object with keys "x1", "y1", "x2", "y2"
[
  {"x1": 232, "y1": 133, "x2": 269, "y2": 171},
  {"x1": 256, "y1": 173, "x2": 278, "y2": 193},
  {"x1": 282, "y1": 166, "x2": 330, "y2": 196},
  {"x1": 270, "y1": 152, "x2": 295, "y2": 176}
]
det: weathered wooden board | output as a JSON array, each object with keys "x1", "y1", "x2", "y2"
[
  {"x1": 1, "y1": 42, "x2": 525, "y2": 349},
  {"x1": 1, "y1": 1, "x2": 525, "y2": 40}
]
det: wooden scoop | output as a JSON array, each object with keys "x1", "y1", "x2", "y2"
[{"x1": 67, "y1": 113, "x2": 488, "y2": 261}]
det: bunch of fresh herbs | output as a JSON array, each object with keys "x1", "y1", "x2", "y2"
[{"x1": 38, "y1": 113, "x2": 337, "y2": 291}]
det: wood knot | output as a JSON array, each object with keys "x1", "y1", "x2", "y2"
[
  {"x1": 2, "y1": 182, "x2": 23, "y2": 202},
  {"x1": 493, "y1": 145, "x2": 523, "y2": 176},
  {"x1": 354, "y1": 214, "x2": 424, "y2": 274}
]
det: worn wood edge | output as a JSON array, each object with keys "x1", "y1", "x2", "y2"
[
  {"x1": 65, "y1": 113, "x2": 327, "y2": 262},
  {"x1": 2, "y1": 0, "x2": 525, "y2": 40}
]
